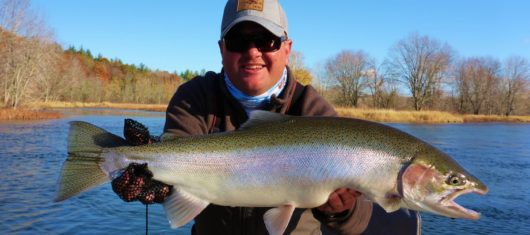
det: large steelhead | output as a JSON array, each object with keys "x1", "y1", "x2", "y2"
[{"x1": 55, "y1": 111, "x2": 487, "y2": 235}]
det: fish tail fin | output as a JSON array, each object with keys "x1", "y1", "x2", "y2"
[{"x1": 55, "y1": 121, "x2": 128, "y2": 202}]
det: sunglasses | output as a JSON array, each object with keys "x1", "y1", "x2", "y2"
[{"x1": 223, "y1": 32, "x2": 287, "y2": 53}]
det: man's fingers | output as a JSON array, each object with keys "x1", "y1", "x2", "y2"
[
  {"x1": 328, "y1": 191, "x2": 345, "y2": 210},
  {"x1": 318, "y1": 204, "x2": 332, "y2": 212},
  {"x1": 347, "y1": 189, "x2": 362, "y2": 197},
  {"x1": 327, "y1": 188, "x2": 361, "y2": 212},
  {"x1": 337, "y1": 191, "x2": 356, "y2": 209},
  {"x1": 316, "y1": 188, "x2": 363, "y2": 214},
  {"x1": 316, "y1": 191, "x2": 339, "y2": 213}
]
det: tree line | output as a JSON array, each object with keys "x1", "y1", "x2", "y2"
[
  {"x1": 320, "y1": 33, "x2": 529, "y2": 116},
  {"x1": 0, "y1": 25, "x2": 182, "y2": 108}
]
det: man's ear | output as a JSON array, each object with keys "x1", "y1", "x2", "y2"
[{"x1": 283, "y1": 40, "x2": 293, "y2": 64}]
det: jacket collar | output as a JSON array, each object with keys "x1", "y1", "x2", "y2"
[{"x1": 218, "y1": 66, "x2": 298, "y2": 122}]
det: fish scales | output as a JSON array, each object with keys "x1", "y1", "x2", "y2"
[{"x1": 99, "y1": 116, "x2": 416, "y2": 209}]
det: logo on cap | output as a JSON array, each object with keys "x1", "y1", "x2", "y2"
[{"x1": 237, "y1": 0, "x2": 264, "y2": 12}]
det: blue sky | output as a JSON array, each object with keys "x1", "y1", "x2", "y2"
[{"x1": 32, "y1": 0, "x2": 530, "y2": 74}]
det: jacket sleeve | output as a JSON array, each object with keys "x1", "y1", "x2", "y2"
[
  {"x1": 361, "y1": 206, "x2": 420, "y2": 235},
  {"x1": 296, "y1": 85, "x2": 337, "y2": 117},
  {"x1": 163, "y1": 77, "x2": 211, "y2": 136},
  {"x1": 297, "y1": 85, "x2": 420, "y2": 235}
]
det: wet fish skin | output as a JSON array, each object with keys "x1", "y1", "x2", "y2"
[{"x1": 55, "y1": 111, "x2": 487, "y2": 235}]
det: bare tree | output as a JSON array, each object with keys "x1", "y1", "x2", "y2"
[
  {"x1": 0, "y1": 0, "x2": 55, "y2": 108},
  {"x1": 326, "y1": 50, "x2": 374, "y2": 107},
  {"x1": 288, "y1": 50, "x2": 304, "y2": 72},
  {"x1": 371, "y1": 71, "x2": 400, "y2": 111},
  {"x1": 364, "y1": 64, "x2": 399, "y2": 109},
  {"x1": 454, "y1": 57, "x2": 500, "y2": 114},
  {"x1": 289, "y1": 50, "x2": 313, "y2": 85},
  {"x1": 365, "y1": 68, "x2": 382, "y2": 108},
  {"x1": 501, "y1": 56, "x2": 529, "y2": 116},
  {"x1": 34, "y1": 43, "x2": 65, "y2": 102},
  {"x1": 387, "y1": 33, "x2": 452, "y2": 110},
  {"x1": 62, "y1": 56, "x2": 82, "y2": 101}
]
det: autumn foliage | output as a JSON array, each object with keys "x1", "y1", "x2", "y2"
[{"x1": 58, "y1": 47, "x2": 182, "y2": 104}]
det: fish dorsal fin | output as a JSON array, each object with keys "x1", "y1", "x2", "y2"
[
  {"x1": 240, "y1": 111, "x2": 292, "y2": 130},
  {"x1": 159, "y1": 132, "x2": 181, "y2": 142},
  {"x1": 162, "y1": 187, "x2": 209, "y2": 228},
  {"x1": 263, "y1": 204, "x2": 295, "y2": 235}
]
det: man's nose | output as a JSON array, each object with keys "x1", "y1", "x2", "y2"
[{"x1": 244, "y1": 42, "x2": 262, "y2": 57}]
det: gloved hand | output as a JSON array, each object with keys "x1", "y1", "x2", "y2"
[
  {"x1": 110, "y1": 119, "x2": 172, "y2": 204},
  {"x1": 111, "y1": 163, "x2": 172, "y2": 204}
]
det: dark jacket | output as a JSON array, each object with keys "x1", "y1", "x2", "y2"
[{"x1": 163, "y1": 68, "x2": 420, "y2": 235}]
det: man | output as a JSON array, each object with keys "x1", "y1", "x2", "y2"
[{"x1": 114, "y1": 0, "x2": 420, "y2": 234}]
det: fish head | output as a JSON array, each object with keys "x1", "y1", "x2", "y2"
[{"x1": 399, "y1": 148, "x2": 488, "y2": 220}]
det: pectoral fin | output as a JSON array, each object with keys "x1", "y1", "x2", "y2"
[
  {"x1": 263, "y1": 204, "x2": 295, "y2": 235},
  {"x1": 162, "y1": 187, "x2": 209, "y2": 228}
]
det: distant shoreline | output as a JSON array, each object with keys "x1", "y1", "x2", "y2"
[
  {"x1": 29, "y1": 101, "x2": 168, "y2": 112},
  {"x1": 0, "y1": 102, "x2": 167, "y2": 121},
  {"x1": 336, "y1": 107, "x2": 530, "y2": 123},
  {"x1": 0, "y1": 108, "x2": 63, "y2": 121},
  {"x1": 1, "y1": 102, "x2": 529, "y2": 123}
]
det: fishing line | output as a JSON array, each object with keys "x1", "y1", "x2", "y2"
[{"x1": 146, "y1": 204, "x2": 149, "y2": 235}]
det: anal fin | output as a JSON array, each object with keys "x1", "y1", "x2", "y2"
[
  {"x1": 162, "y1": 187, "x2": 209, "y2": 228},
  {"x1": 264, "y1": 204, "x2": 295, "y2": 235}
]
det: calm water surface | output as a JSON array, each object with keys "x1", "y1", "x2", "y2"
[{"x1": 0, "y1": 112, "x2": 528, "y2": 234}]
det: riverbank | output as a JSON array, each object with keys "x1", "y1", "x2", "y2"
[
  {"x1": 2, "y1": 102, "x2": 529, "y2": 123},
  {"x1": 0, "y1": 102, "x2": 167, "y2": 121},
  {"x1": 335, "y1": 107, "x2": 530, "y2": 123},
  {"x1": 28, "y1": 101, "x2": 167, "y2": 112},
  {"x1": 0, "y1": 108, "x2": 63, "y2": 121}
]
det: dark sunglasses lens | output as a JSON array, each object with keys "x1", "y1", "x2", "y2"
[
  {"x1": 224, "y1": 34, "x2": 282, "y2": 53},
  {"x1": 225, "y1": 37, "x2": 246, "y2": 52},
  {"x1": 254, "y1": 36, "x2": 281, "y2": 52}
]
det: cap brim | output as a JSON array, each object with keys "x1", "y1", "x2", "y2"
[{"x1": 221, "y1": 15, "x2": 285, "y2": 39}]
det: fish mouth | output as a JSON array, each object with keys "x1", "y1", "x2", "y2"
[{"x1": 439, "y1": 187, "x2": 488, "y2": 220}]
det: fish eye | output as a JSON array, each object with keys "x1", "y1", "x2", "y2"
[{"x1": 447, "y1": 174, "x2": 466, "y2": 186}]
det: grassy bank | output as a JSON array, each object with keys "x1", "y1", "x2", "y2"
[
  {"x1": 29, "y1": 101, "x2": 168, "y2": 112},
  {"x1": 0, "y1": 108, "x2": 62, "y2": 121},
  {"x1": 336, "y1": 107, "x2": 530, "y2": 123},
  {"x1": 462, "y1": 114, "x2": 530, "y2": 123}
]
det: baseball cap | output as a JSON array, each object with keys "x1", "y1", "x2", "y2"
[{"x1": 221, "y1": 0, "x2": 288, "y2": 39}]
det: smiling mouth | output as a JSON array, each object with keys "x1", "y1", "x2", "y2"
[
  {"x1": 440, "y1": 187, "x2": 488, "y2": 220},
  {"x1": 242, "y1": 65, "x2": 264, "y2": 70}
]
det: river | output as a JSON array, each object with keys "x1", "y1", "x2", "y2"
[{"x1": 0, "y1": 111, "x2": 528, "y2": 234}]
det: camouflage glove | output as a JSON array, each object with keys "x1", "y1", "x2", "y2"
[
  {"x1": 111, "y1": 163, "x2": 172, "y2": 204},
  {"x1": 110, "y1": 119, "x2": 171, "y2": 205},
  {"x1": 123, "y1": 118, "x2": 160, "y2": 145}
]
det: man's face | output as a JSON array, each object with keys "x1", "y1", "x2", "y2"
[{"x1": 219, "y1": 21, "x2": 292, "y2": 96}]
